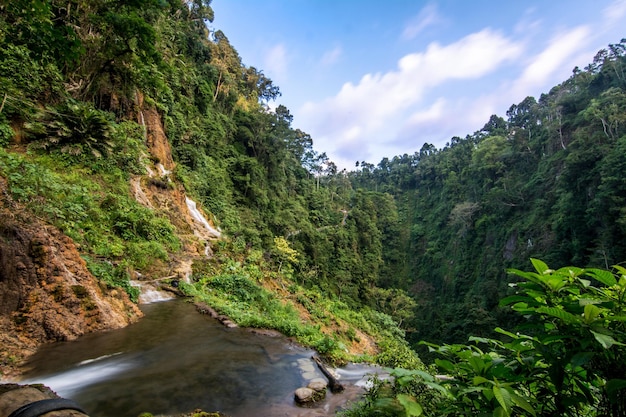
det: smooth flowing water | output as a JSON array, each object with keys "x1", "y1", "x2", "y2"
[{"x1": 17, "y1": 300, "x2": 378, "y2": 417}]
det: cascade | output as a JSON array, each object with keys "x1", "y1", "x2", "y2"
[
  {"x1": 130, "y1": 280, "x2": 175, "y2": 304},
  {"x1": 145, "y1": 164, "x2": 155, "y2": 177},
  {"x1": 156, "y1": 163, "x2": 171, "y2": 177},
  {"x1": 185, "y1": 197, "x2": 221, "y2": 239},
  {"x1": 138, "y1": 110, "x2": 145, "y2": 131},
  {"x1": 130, "y1": 177, "x2": 153, "y2": 208}
]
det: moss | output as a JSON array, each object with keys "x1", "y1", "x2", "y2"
[{"x1": 71, "y1": 285, "x2": 88, "y2": 298}]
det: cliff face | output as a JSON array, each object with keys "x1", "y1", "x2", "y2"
[
  {"x1": 0, "y1": 97, "x2": 223, "y2": 379},
  {"x1": 0, "y1": 178, "x2": 142, "y2": 379}
]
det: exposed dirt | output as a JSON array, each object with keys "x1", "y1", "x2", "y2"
[
  {"x1": 0, "y1": 178, "x2": 141, "y2": 380},
  {"x1": 260, "y1": 277, "x2": 379, "y2": 358},
  {"x1": 131, "y1": 96, "x2": 221, "y2": 276}
]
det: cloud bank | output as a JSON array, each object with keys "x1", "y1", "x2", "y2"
[{"x1": 299, "y1": 29, "x2": 523, "y2": 167}]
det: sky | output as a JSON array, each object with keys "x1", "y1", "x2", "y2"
[{"x1": 210, "y1": 0, "x2": 626, "y2": 170}]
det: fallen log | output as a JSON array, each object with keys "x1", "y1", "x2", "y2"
[{"x1": 312, "y1": 356, "x2": 344, "y2": 393}]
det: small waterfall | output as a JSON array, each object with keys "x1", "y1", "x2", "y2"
[
  {"x1": 130, "y1": 281, "x2": 175, "y2": 304},
  {"x1": 156, "y1": 163, "x2": 171, "y2": 177},
  {"x1": 185, "y1": 197, "x2": 221, "y2": 238},
  {"x1": 335, "y1": 363, "x2": 389, "y2": 388},
  {"x1": 130, "y1": 177, "x2": 153, "y2": 208},
  {"x1": 138, "y1": 110, "x2": 145, "y2": 131}
]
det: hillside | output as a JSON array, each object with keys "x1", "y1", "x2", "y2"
[
  {"x1": 1, "y1": 2, "x2": 626, "y2": 408},
  {"x1": 0, "y1": 0, "x2": 421, "y2": 378},
  {"x1": 347, "y1": 40, "x2": 626, "y2": 350}
]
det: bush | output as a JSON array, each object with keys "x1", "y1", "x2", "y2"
[
  {"x1": 350, "y1": 259, "x2": 626, "y2": 417},
  {"x1": 84, "y1": 257, "x2": 139, "y2": 302}
]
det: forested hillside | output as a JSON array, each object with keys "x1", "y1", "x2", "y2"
[
  {"x1": 348, "y1": 41, "x2": 626, "y2": 349},
  {"x1": 0, "y1": 0, "x2": 421, "y2": 371},
  {"x1": 1, "y1": 0, "x2": 626, "y2": 385},
  {"x1": 3, "y1": 1, "x2": 626, "y2": 414}
]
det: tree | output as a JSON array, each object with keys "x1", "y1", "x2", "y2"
[
  {"x1": 272, "y1": 236, "x2": 299, "y2": 272},
  {"x1": 209, "y1": 30, "x2": 242, "y2": 103}
]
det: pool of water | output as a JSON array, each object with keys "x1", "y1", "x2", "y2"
[{"x1": 17, "y1": 300, "x2": 377, "y2": 416}]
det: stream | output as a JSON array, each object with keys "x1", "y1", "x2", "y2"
[{"x1": 16, "y1": 300, "x2": 380, "y2": 417}]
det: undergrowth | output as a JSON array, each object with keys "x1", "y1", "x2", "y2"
[
  {"x1": 0, "y1": 147, "x2": 180, "y2": 298},
  {"x1": 181, "y1": 241, "x2": 423, "y2": 368}
]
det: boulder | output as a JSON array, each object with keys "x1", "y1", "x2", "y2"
[
  {"x1": 307, "y1": 379, "x2": 328, "y2": 392},
  {"x1": 294, "y1": 387, "x2": 316, "y2": 404},
  {"x1": 294, "y1": 383, "x2": 326, "y2": 405}
]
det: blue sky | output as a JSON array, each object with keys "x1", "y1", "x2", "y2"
[{"x1": 210, "y1": 0, "x2": 626, "y2": 170}]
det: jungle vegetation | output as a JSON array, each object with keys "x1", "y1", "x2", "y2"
[{"x1": 1, "y1": 1, "x2": 626, "y2": 414}]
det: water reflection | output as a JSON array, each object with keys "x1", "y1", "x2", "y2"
[{"x1": 18, "y1": 300, "x2": 377, "y2": 417}]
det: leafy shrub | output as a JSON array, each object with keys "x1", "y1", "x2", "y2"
[
  {"x1": 0, "y1": 115, "x2": 12, "y2": 147},
  {"x1": 25, "y1": 99, "x2": 115, "y2": 158},
  {"x1": 126, "y1": 241, "x2": 169, "y2": 269},
  {"x1": 351, "y1": 259, "x2": 626, "y2": 417},
  {"x1": 84, "y1": 257, "x2": 139, "y2": 302},
  {"x1": 207, "y1": 274, "x2": 261, "y2": 302}
]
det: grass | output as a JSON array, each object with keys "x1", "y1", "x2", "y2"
[{"x1": 182, "y1": 246, "x2": 424, "y2": 368}]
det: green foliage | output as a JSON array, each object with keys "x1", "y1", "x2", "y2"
[
  {"x1": 0, "y1": 0, "x2": 83, "y2": 67},
  {"x1": 0, "y1": 42, "x2": 64, "y2": 118},
  {"x1": 183, "y1": 243, "x2": 423, "y2": 367},
  {"x1": 0, "y1": 115, "x2": 12, "y2": 147},
  {"x1": 0, "y1": 149, "x2": 178, "y2": 296},
  {"x1": 84, "y1": 256, "x2": 139, "y2": 303},
  {"x1": 341, "y1": 39, "x2": 626, "y2": 349},
  {"x1": 26, "y1": 99, "x2": 115, "y2": 158},
  {"x1": 4, "y1": 6, "x2": 626, "y2": 417},
  {"x1": 349, "y1": 260, "x2": 626, "y2": 417}
]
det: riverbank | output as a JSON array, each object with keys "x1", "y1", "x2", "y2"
[{"x1": 9, "y1": 299, "x2": 380, "y2": 417}]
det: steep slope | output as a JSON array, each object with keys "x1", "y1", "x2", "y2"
[
  {"x1": 0, "y1": 177, "x2": 141, "y2": 379},
  {"x1": 0, "y1": 88, "x2": 230, "y2": 379}
]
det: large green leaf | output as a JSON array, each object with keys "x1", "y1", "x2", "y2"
[
  {"x1": 591, "y1": 330, "x2": 623, "y2": 349},
  {"x1": 585, "y1": 268, "x2": 617, "y2": 286},
  {"x1": 606, "y1": 379, "x2": 626, "y2": 402},
  {"x1": 473, "y1": 376, "x2": 491, "y2": 385},
  {"x1": 583, "y1": 304, "x2": 602, "y2": 323},
  {"x1": 435, "y1": 359, "x2": 456, "y2": 373},
  {"x1": 530, "y1": 258, "x2": 550, "y2": 275},
  {"x1": 537, "y1": 306, "x2": 579, "y2": 324},
  {"x1": 510, "y1": 391, "x2": 536, "y2": 417},
  {"x1": 493, "y1": 386, "x2": 512, "y2": 416},
  {"x1": 499, "y1": 295, "x2": 533, "y2": 307},
  {"x1": 397, "y1": 394, "x2": 423, "y2": 417}
]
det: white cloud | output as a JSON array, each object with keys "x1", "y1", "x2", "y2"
[
  {"x1": 402, "y1": 4, "x2": 441, "y2": 40},
  {"x1": 320, "y1": 45, "x2": 343, "y2": 67},
  {"x1": 394, "y1": 26, "x2": 595, "y2": 155},
  {"x1": 300, "y1": 29, "x2": 522, "y2": 168},
  {"x1": 263, "y1": 43, "x2": 288, "y2": 82},
  {"x1": 394, "y1": 95, "x2": 493, "y2": 151},
  {"x1": 604, "y1": 0, "x2": 626, "y2": 26},
  {"x1": 406, "y1": 98, "x2": 447, "y2": 125},
  {"x1": 511, "y1": 26, "x2": 591, "y2": 97}
]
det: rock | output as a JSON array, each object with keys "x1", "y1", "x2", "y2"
[
  {"x1": 195, "y1": 302, "x2": 218, "y2": 318},
  {"x1": 294, "y1": 387, "x2": 316, "y2": 404},
  {"x1": 217, "y1": 315, "x2": 238, "y2": 328},
  {"x1": 0, "y1": 178, "x2": 142, "y2": 377},
  {"x1": 0, "y1": 384, "x2": 89, "y2": 416},
  {"x1": 221, "y1": 320, "x2": 238, "y2": 328},
  {"x1": 248, "y1": 328, "x2": 282, "y2": 337},
  {"x1": 294, "y1": 383, "x2": 326, "y2": 405},
  {"x1": 308, "y1": 379, "x2": 328, "y2": 392}
]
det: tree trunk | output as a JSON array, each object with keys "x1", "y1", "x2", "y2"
[{"x1": 312, "y1": 356, "x2": 344, "y2": 393}]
